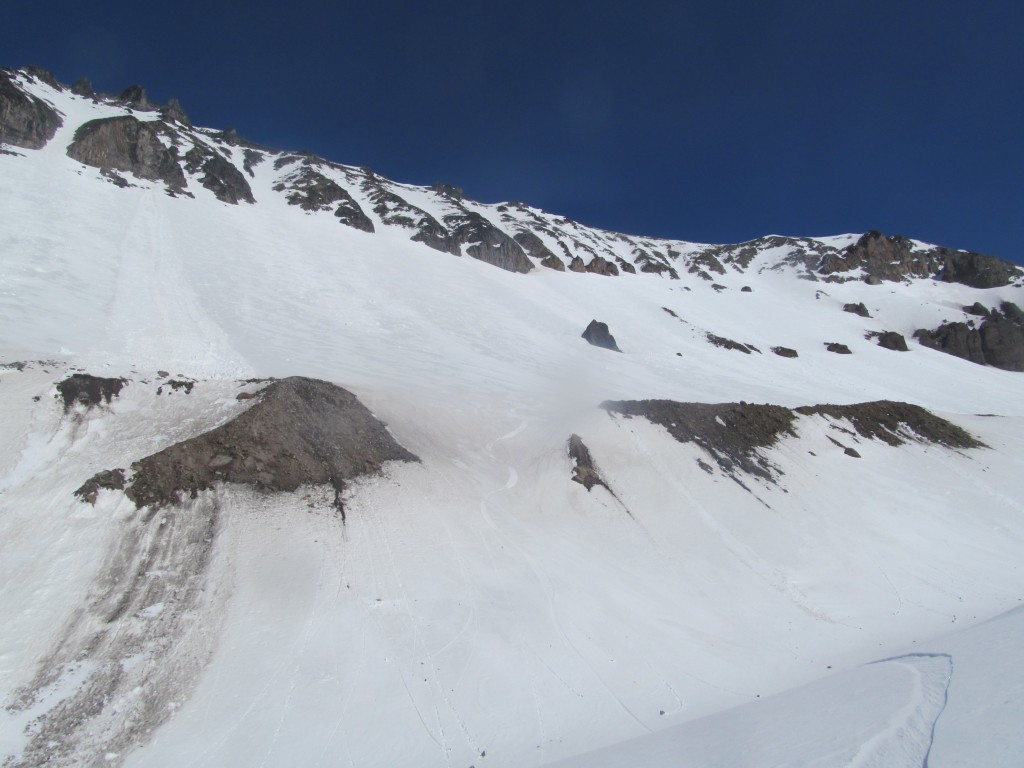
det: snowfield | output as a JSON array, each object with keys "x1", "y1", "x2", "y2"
[{"x1": 1, "y1": 70, "x2": 1023, "y2": 767}]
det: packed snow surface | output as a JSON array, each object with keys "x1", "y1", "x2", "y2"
[{"x1": 1, "y1": 72, "x2": 1023, "y2": 767}]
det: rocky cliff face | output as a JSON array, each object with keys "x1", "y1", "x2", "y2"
[
  {"x1": 0, "y1": 69, "x2": 62, "y2": 149},
  {"x1": 67, "y1": 116, "x2": 187, "y2": 191},
  {"x1": 915, "y1": 303, "x2": 1024, "y2": 371}
]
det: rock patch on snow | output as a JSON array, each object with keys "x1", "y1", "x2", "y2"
[
  {"x1": 603, "y1": 399, "x2": 983, "y2": 485},
  {"x1": 56, "y1": 374, "x2": 127, "y2": 411},
  {"x1": 78, "y1": 377, "x2": 418, "y2": 511},
  {"x1": 567, "y1": 434, "x2": 610, "y2": 492}
]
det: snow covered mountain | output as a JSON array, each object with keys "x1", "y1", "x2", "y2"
[{"x1": 2, "y1": 66, "x2": 1024, "y2": 767}]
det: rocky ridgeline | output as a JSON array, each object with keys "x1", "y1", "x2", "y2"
[{"x1": 2, "y1": 66, "x2": 1022, "y2": 287}]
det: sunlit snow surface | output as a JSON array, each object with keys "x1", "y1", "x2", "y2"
[{"x1": 1, "y1": 75, "x2": 1023, "y2": 767}]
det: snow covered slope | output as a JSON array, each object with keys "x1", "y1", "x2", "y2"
[{"x1": 1, "y1": 67, "x2": 1023, "y2": 767}]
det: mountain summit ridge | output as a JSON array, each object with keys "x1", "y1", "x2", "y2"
[{"x1": 2, "y1": 65, "x2": 1020, "y2": 286}]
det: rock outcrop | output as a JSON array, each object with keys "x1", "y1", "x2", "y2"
[
  {"x1": 66, "y1": 116, "x2": 187, "y2": 191},
  {"x1": 567, "y1": 434, "x2": 610, "y2": 492},
  {"x1": 794, "y1": 401, "x2": 983, "y2": 449},
  {"x1": 78, "y1": 377, "x2": 418, "y2": 510},
  {"x1": 514, "y1": 231, "x2": 564, "y2": 270},
  {"x1": 602, "y1": 400, "x2": 797, "y2": 481},
  {"x1": 818, "y1": 230, "x2": 1021, "y2": 287},
  {"x1": 276, "y1": 166, "x2": 373, "y2": 230},
  {"x1": 0, "y1": 69, "x2": 63, "y2": 149},
  {"x1": 603, "y1": 398, "x2": 982, "y2": 484},
  {"x1": 444, "y1": 210, "x2": 533, "y2": 274},
  {"x1": 914, "y1": 303, "x2": 1024, "y2": 371}
]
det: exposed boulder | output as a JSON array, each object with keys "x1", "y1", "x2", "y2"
[
  {"x1": 0, "y1": 69, "x2": 63, "y2": 149},
  {"x1": 825, "y1": 342, "x2": 853, "y2": 354},
  {"x1": 79, "y1": 377, "x2": 417, "y2": 510},
  {"x1": 872, "y1": 331, "x2": 909, "y2": 351},
  {"x1": 56, "y1": 374, "x2": 127, "y2": 410},
  {"x1": 567, "y1": 434, "x2": 610, "y2": 492},
  {"x1": 568, "y1": 256, "x2": 586, "y2": 273},
  {"x1": 67, "y1": 116, "x2": 187, "y2": 190},
  {"x1": 772, "y1": 346, "x2": 799, "y2": 358},
  {"x1": 963, "y1": 301, "x2": 990, "y2": 317},
  {"x1": 844, "y1": 302, "x2": 871, "y2": 318},
  {"x1": 582, "y1": 320, "x2": 621, "y2": 352}
]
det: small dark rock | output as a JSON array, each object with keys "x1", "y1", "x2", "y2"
[
  {"x1": 56, "y1": 374, "x2": 128, "y2": 410},
  {"x1": 741, "y1": 286, "x2": 752, "y2": 292},
  {"x1": 582, "y1": 320, "x2": 621, "y2": 352},
  {"x1": 74, "y1": 468, "x2": 126, "y2": 505},
  {"x1": 874, "y1": 331, "x2": 909, "y2": 352},
  {"x1": 707, "y1": 333, "x2": 757, "y2": 354},
  {"x1": 964, "y1": 302, "x2": 990, "y2": 317},
  {"x1": 843, "y1": 302, "x2": 871, "y2": 318},
  {"x1": 825, "y1": 343, "x2": 852, "y2": 354},
  {"x1": 772, "y1": 346, "x2": 799, "y2": 358}
]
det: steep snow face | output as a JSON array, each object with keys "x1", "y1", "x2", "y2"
[{"x1": 1, "y1": 68, "x2": 1023, "y2": 768}]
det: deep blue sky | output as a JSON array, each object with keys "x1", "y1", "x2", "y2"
[{"x1": 4, "y1": 1, "x2": 1023, "y2": 261}]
